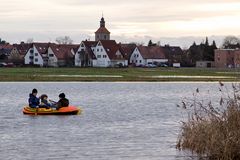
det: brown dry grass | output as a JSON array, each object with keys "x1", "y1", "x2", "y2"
[{"x1": 177, "y1": 83, "x2": 240, "y2": 160}]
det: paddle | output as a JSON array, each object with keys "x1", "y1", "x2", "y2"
[
  {"x1": 35, "y1": 107, "x2": 38, "y2": 115},
  {"x1": 49, "y1": 99, "x2": 57, "y2": 104}
]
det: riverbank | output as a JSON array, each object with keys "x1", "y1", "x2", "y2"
[{"x1": 0, "y1": 67, "x2": 240, "y2": 82}]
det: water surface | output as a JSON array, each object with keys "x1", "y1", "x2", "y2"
[{"x1": 0, "y1": 82, "x2": 223, "y2": 160}]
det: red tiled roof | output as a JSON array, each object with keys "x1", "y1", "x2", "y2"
[
  {"x1": 33, "y1": 43, "x2": 50, "y2": 55},
  {"x1": 14, "y1": 43, "x2": 32, "y2": 56},
  {"x1": 120, "y1": 43, "x2": 137, "y2": 59},
  {"x1": 100, "y1": 40, "x2": 125, "y2": 60},
  {"x1": 82, "y1": 41, "x2": 98, "y2": 59},
  {"x1": 49, "y1": 44, "x2": 76, "y2": 60},
  {"x1": 0, "y1": 44, "x2": 14, "y2": 50},
  {"x1": 95, "y1": 27, "x2": 110, "y2": 34},
  {"x1": 162, "y1": 46, "x2": 183, "y2": 55},
  {"x1": 137, "y1": 46, "x2": 166, "y2": 59}
]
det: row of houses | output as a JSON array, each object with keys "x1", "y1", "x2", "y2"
[
  {"x1": 3, "y1": 16, "x2": 238, "y2": 68},
  {"x1": 2, "y1": 41, "x2": 240, "y2": 68},
  {"x1": 0, "y1": 40, "x2": 183, "y2": 67}
]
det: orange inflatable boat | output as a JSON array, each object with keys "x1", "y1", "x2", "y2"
[{"x1": 23, "y1": 106, "x2": 81, "y2": 115}]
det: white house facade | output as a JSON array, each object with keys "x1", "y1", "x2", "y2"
[
  {"x1": 93, "y1": 41, "x2": 111, "y2": 67},
  {"x1": 130, "y1": 47, "x2": 145, "y2": 66},
  {"x1": 130, "y1": 46, "x2": 168, "y2": 66},
  {"x1": 47, "y1": 46, "x2": 58, "y2": 67},
  {"x1": 24, "y1": 45, "x2": 44, "y2": 66}
]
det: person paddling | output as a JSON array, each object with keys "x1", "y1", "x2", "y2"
[
  {"x1": 28, "y1": 89, "x2": 40, "y2": 108},
  {"x1": 54, "y1": 93, "x2": 69, "y2": 110}
]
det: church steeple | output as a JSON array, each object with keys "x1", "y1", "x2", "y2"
[
  {"x1": 100, "y1": 17, "x2": 105, "y2": 28},
  {"x1": 95, "y1": 16, "x2": 111, "y2": 41}
]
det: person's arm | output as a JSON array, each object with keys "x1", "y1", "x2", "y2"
[{"x1": 28, "y1": 97, "x2": 33, "y2": 107}]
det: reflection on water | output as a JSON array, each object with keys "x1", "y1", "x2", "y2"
[{"x1": 0, "y1": 82, "x2": 222, "y2": 160}]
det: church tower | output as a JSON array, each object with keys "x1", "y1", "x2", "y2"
[{"x1": 95, "y1": 16, "x2": 110, "y2": 41}]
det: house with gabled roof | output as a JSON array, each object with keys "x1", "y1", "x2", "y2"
[
  {"x1": 0, "y1": 44, "x2": 14, "y2": 62},
  {"x1": 162, "y1": 45, "x2": 183, "y2": 66},
  {"x1": 74, "y1": 40, "x2": 128, "y2": 67},
  {"x1": 48, "y1": 44, "x2": 78, "y2": 67},
  {"x1": 120, "y1": 43, "x2": 137, "y2": 65},
  {"x1": 24, "y1": 43, "x2": 49, "y2": 66},
  {"x1": 130, "y1": 46, "x2": 168, "y2": 66},
  {"x1": 75, "y1": 41, "x2": 97, "y2": 67},
  {"x1": 8, "y1": 42, "x2": 31, "y2": 64},
  {"x1": 93, "y1": 40, "x2": 128, "y2": 67}
]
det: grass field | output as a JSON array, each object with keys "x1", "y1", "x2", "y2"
[{"x1": 0, "y1": 67, "x2": 240, "y2": 82}]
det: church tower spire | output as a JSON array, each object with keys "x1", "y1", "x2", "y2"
[
  {"x1": 95, "y1": 16, "x2": 110, "y2": 41},
  {"x1": 100, "y1": 17, "x2": 105, "y2": 28}
]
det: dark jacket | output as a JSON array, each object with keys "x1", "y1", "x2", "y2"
[
  {"x1": 57, "y1": 98, "x2": 69, "y2": 109},
  {"x1": 28, "y1": 94, "x2": 40, "y2": 108},
  {"x1": 39, "y1": 99, "x2": 51, "y2": 108}
]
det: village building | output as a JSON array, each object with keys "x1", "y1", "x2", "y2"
[
  {"x1": 215, "y1": 49, "x2": 240, "y2": 68},
  {"x1": 95, "y1": 17, "x2": 110, "y2": 41},
  {"x1": 130, "y1": 46, "x2": 168, "y2": 66},
  {"x1": 93, "y1": 40, "x2": 127, "y2": 67},
  {"x1": 48, "y1": 44, "x2": 78, "y2": 67},
  {"x1": 161, "y1": 45, "x2": 183, "y2": 66},
  {"x1": 8, "y1": 43, "x2": 31, "y2": 65},
  {"x1": 120, "y1": 43, "x2": 137, "y2": 65},
  {"x1": 24, "y1": 43, "x2": 49, "y2": 66},
  {"x1": 75, "y1": 41, "x2": 97, "y2": 67},
  {"x1": 0, "y1": 44, "x2": 13, "y2": 62},
  {"x1": 234, "y1": 50, "x2": 240, "y2": 68},
  {"x1": 196, "y1": 61, "x2": 215, "y2": 68}
]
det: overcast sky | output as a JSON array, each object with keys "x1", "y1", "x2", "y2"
[{"x1": 0, "y1": 0, "x2": 239, "y2": 47}]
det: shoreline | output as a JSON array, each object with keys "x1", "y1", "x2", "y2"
[
  {"x1": 0, "y1": 81, "x2": 239, "y2": 84},
  {"x1": 0, "y1": 67, "x2": 239, "y2": 82}
]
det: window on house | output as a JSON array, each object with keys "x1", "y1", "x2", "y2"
[
  {"x1": 35, "y1": 53, "x2": 38, "y2": 56},
  {"x1": 103, "y1": 55, "x2": 107, "y2": 58},
  {"x1": 140, "y1": 60, "x2": 142, "y2": 63},
  {"x1": 97, "y1": 49, "x2": 99, "y2": 52},
  {"x1": 49, "y1": 54, "x2": 54, "y2": 57},
  {"x1": 30, "y1": 50, "x2": 34, "y2": 54},
  {"x1": 81, "y1": 44, "x2": 84, "y2": 47},
  {"x1": 35, "y1": 58, "x2": 38, "y2": 62},
  {"x1": 104, "y1": 35, "x2": 107, "y2": 39},
  {"x1": 97, "y1": 55, "x2": 101, "y2": 58},
  {"x1": 101, "y1": 49, "x2": 103, "y2": 52},
  {"x1": 136, "y1": 60, "x2": 138, "y2": 63},
  {"x1": 29, "y1": 56, "x2": 34, "y2": 59},
  {"x1": 137, "y1": 55, "x2": 139, "y2": 58}
]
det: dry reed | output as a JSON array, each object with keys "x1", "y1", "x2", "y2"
[{"x1": 177, "y1": 82, "x2": 240, "y2": 160}]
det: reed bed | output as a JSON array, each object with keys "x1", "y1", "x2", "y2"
[{"x1": 177, "y1": 82, "x2": 240, "y2": 160}]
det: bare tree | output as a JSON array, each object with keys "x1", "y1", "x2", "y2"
[
  {"x1": 26, "y1": 38, "x2": 34, "y2": 43},
  {"x1": 222, "y1": 36, "x2": 240, "y2": 49},
  {"x1": 56, "y1": 36, "x2": 73, "y2": 44}
]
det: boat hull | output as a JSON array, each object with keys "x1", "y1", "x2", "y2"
[{"x1": 23, "y1": 106, "x2": 81, "y2": 115}]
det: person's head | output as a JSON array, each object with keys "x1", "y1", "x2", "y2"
[
  {"x1": 41, "y1": 94, "x2": 48, "y2": 101},
  {"x1": 59, "y1": 93, "x2": 65, "y2": 99},
  {"x1": 32, "y1": 88, "x2": 38, "y2": 96}
]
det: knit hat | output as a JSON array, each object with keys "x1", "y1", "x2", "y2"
[
  {"x1": 59, "y1": 93, "x2": 65, "y2": 98},
  {"x1": 32, "y1": 88, "x2": 38, "y2": 94},
  {"x1": 40, "y1": 94, "x2": 48, "y2": 100}
]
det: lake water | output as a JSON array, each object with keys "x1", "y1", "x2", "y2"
[{"x1": 0, "y1": 82, "x2": 225, "y2": 160}]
